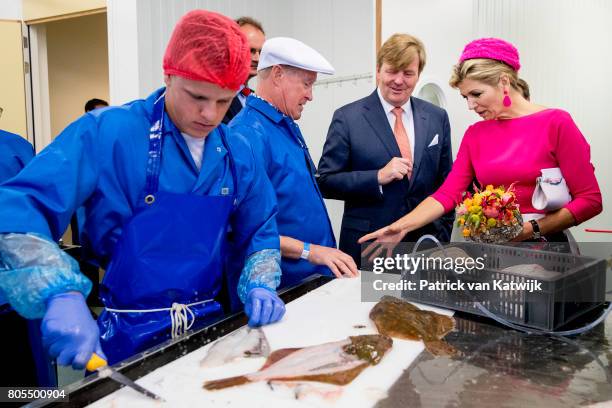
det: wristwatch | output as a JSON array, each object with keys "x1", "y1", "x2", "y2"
[
  {"x1": 529, "y1": 219, "x2": 542, "y2": 240},
  {"x1": 300, "y1": 242, "x2": 311, "y2": 260}
]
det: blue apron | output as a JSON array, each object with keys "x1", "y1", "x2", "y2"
[{"x1": 97, "y1": 95, "x2": 237, "y2": 364}]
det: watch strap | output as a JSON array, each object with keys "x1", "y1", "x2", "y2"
[
  {"x1": 300, "y1": 242, "x2": 311, "y2": 260},
  {"x1": 529, "y1": 219, "x2": 541, "y2": 239}
]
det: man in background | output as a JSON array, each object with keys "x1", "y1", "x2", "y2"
[
  {"x1": 84, "y1": 98, "x2": 109, "y2": 112},
  {"x1": 222, "y1": 16, "x2": 266, "y2": 124}
]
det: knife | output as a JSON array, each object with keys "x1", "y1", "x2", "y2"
[{"x1": 86, "y1": 353, "x2": 166, "y2": 402}]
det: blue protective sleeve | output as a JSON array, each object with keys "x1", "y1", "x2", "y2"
[
  {"x1": 237, "y1": 248, "x2": 281, "y2": 303},
  {"x1": 0, "y1": 233, "x2": 92, "y2": 319}
]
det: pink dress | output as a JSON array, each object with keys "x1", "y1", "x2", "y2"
[{"x1": 431, "y1": 109, "x2": 602, "y2": 224}]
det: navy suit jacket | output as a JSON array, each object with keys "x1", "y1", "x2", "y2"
[{"x1": 317, "y1": 90, "x2": 454, "y2": 266}]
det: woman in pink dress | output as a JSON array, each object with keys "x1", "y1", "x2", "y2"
[{"x1": 359, "y1": 38, "x2": 602, "y2": 249}]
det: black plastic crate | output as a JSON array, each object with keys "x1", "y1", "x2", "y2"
[{"x1": 401, "y1": 242, "x2": 606, "y2": 330}]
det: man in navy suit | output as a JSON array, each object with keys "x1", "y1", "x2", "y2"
[
  {"x1": 317, "y1": 33, "x2": 454, "y2": 267},
  {"x1": 222, "y1": 17, "x2": 265, "y2": 124}
]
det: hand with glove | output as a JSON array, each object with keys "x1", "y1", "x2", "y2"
[
  {"x1": 244, "y1": 288, "x2": 285, "y2": 327},
  {"x1": 41, "y1": 292, "x2": 105, "y2": 370}
]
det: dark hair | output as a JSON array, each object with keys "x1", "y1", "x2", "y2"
[
  {"x1": 235, "y1": 16, "x2": 265, "y2": 35},
  {"x1": 84, "y1": 98, "x2": 109, "y2": 112}
]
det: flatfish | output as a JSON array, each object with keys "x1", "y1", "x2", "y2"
[
  {"x1": 200, "y1": 326, "x2": 270, "y2": 368},
  {"x1": 203, "y1": 334, "x2": 392, "y2": 390},
  {"x1": 370, "y1": 296, "x2": 456, "y2": 356}
]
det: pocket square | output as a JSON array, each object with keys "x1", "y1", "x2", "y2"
[{"x1": 428, "y1": 134, "x2": 439, "y2": 147}]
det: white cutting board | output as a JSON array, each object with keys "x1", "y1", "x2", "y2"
[{"x1": 88, "y1": 276, "x2": 453, "y2": 407}]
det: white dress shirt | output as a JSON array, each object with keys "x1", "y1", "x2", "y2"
[
  {"x1": 376, "y1": 88, "x2": 415, "y2": 162},
  {"x1": 237, "y1": 85, "x2": 247, "y2": 107}
]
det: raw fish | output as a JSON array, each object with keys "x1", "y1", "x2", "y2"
[
  {"x1": 428, "y1": 247, "x2": 472, "y2": 261},
  {"x1": 203, "y1": 334, "x2": 392, "y2": 390},
  {"x1": 501, "y1": 263, "x2": 561, "y2": 280},
  {"x1": 370, "y1": 296, "x2": 456, "y2": 356},
  {"x1": 268, "y1": 381, "x2": 344, "y2": 402},
  {"x1": 200, "y1": 326, "x2": 270, "y2": 368}
]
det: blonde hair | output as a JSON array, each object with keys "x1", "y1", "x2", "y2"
[
  {"x1": 377, "y1": 33, "x2": 426, "y2": 74},
  {"x1": 449, "y1": 58, "x2": 530, "y2": 99}
]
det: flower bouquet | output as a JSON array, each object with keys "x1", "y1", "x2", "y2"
[{"x1": 456, "y1": 183, "x2": 523, "y2": 243}]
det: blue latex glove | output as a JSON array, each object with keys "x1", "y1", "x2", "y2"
[
  {"x1": 245, "y1": 288, "x2": 285, "y2": 327},
  {"x1": 41, "y1": 292, "x2": 105, "y2": 370}
]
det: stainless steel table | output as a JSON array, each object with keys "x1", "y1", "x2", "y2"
[{"x1": 377, "y1": 303, "x2": 612, "y2": 407}]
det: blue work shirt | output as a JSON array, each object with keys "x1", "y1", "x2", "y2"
[
  {"x1": 0, "y1": 88, "x2": 279, "y2": 270},
  {"x1": 230, "y1": 95, "x2": 335, "y2": 288},
  {"x1": 0, "y1": 130, "x2": 35, "y2": 184},
  {"x1": 0, "y1": 130, "x2": 35, "y2": 307}
]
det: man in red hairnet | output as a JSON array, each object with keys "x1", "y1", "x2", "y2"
[{"x1": 0, "y1": 10, "x2": 284, "y2": 368}]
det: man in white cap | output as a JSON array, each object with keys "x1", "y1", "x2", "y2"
[{"x1": 229, "y1": 37, "x2": 359, "y2": 290}]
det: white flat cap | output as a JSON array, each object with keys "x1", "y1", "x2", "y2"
[{"x1": 257, "y1": 37, "x2": 335, "y2": 75}]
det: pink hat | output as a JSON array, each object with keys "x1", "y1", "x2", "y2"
[{"x1": 459, "y1": 38, "x2": 521, "y2": 71}]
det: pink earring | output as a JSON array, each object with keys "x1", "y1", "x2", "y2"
[{"x1": 503, "y1": 90, "x2": 512, "y2": 107}]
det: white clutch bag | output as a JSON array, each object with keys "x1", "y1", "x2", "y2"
[{"x1": 532, "y1": 167, "x2": 572, "y2": 211}]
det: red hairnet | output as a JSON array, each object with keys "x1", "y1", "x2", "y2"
[{"x1": 163, "y1": 10, "x2": 249, "y2": 91}]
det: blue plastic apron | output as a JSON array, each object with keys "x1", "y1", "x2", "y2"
[{"x1": 97, "y1": 95, "x2": 237, "y2": 364}]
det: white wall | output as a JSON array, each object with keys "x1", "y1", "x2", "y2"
[
  {"x1": 383, "y1": 0, "x2": 475, "y2": 155},
  {"x1": 291, "y1": 0, "x2": 375, "y2": 240},
  {"x1": 107, "y1": 0, "x2": 139, "y2": 105},
  {"x1": 383, "y1": 0, "x2": 612, "y2": 242},
  {"x1": 0, "y1": 0, "x2": 23, "y2": 20}
]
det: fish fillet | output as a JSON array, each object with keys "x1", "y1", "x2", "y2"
[
  {"x1": 203, "y1": 334, "x2": 392, "y2": 390},
  {"x1": 200, "y1": 326, "x2": 270, "y2": 368},
  {"x1": 370, "y1": 296, "x2": 456, "y2": 356}
]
